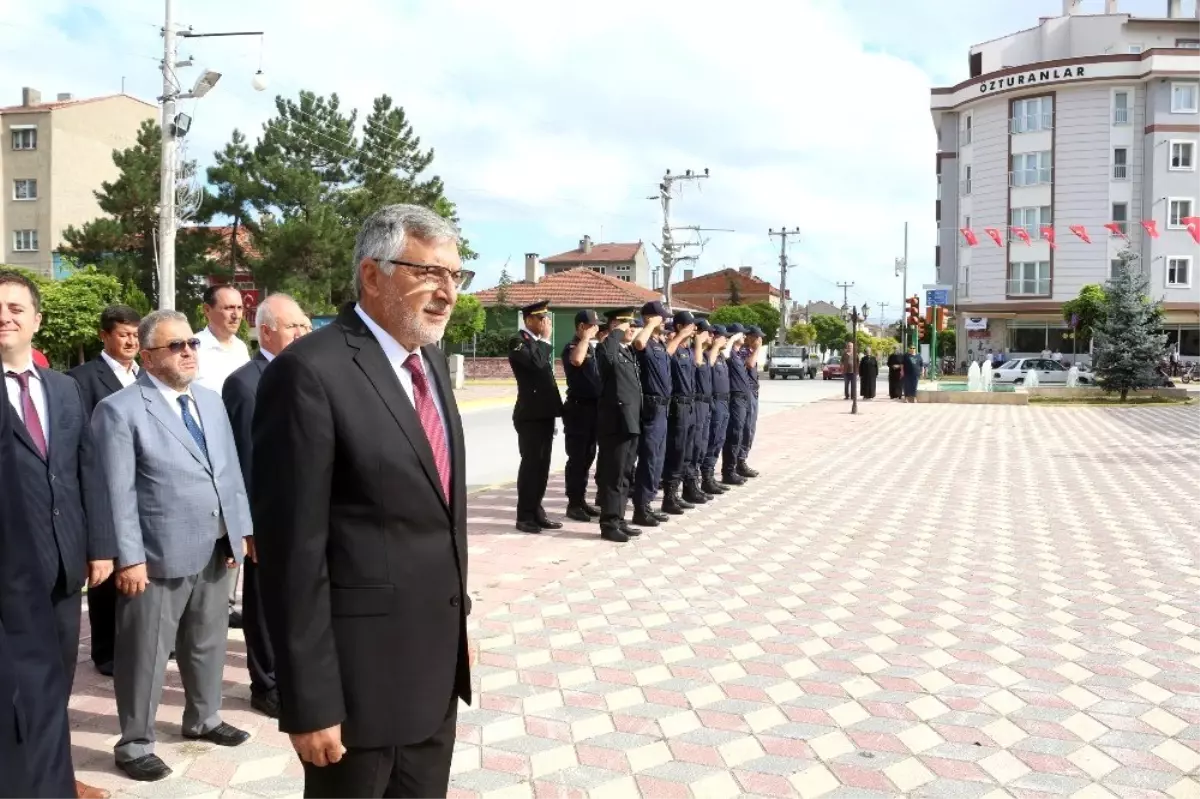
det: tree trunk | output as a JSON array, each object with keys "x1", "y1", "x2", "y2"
[
  {"x1": 1120, "y1": 388, "x2": 1128, "y2": 402},
  {"x1": 77, "y1": 343, "x2": 85, "y2": 366}
]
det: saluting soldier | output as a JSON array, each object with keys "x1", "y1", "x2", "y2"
[
  {"x1": 661, "y1": 310, "x2": 699, "y2": 515},
  {"x1": 561, "y1": 309, "x2": 602, "y2": 522},
  {"x1": 684, "y1": 319, "x2": 714, "y2": 504},
  {"x1": 703, "y1": 324, "x2": 733, "y2": 495},
  {"x1": 738, "y1": 325, "x2": 764, "y2": 478},
  {"x1": 721, "y1": 323, "x2": 752, "y2": 486},
  {"x1": 594, "y1": 308, "x2": 648, "y2": 543},
  {"x1": 509, "y1": 300, "x2": 564, "y2": 533}
]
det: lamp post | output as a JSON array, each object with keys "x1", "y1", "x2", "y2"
[{"x1": 842, "y1": 302, "x2": 871, "y2": 415}]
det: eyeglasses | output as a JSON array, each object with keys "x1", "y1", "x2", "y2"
[
  {"x1": 146, "y1": 338, "x2": 201, "y2": 354},
  {"x1": 382, "y1": 259, "x2": 474, "y2": 290}
]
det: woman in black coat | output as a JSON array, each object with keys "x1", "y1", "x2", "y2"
[{"x1": 859, "y1": 349, "x2": 879, "y2": 399}]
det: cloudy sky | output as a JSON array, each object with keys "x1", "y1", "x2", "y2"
[{"x1": 0, "y1": 0, "x2": 1180, "y2": 319}]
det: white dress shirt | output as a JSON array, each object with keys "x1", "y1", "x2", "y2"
[
  {"x1": 194, "y1": 326, "x2": 250, "y2": 394},
  {"x1": 261, "y1": 348, "x2": 275, "y2": 363},
  {"x1": 101, "y1": 350, "x2": 140, "y2": 387},
  {"x1": 147, "y1": 372, "x2": 203, "y2": 432},
  {"x1": 3, "y1": 354, "x2": 49, "y2": 445},
  {"x1": 354, "y1": 304, "x2": 450, "y2": 455}
]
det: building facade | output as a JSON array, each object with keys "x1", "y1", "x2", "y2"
[
  {"x1": 533, "y1": 236, "x2": 653, "y2": 288},
  {"x1": 669, "y1": 266, "x2": 787, "y2": 311},
  {"x1": 931, "y1": 0, "x2": 1200, "y2": 362},
  {"x1": 0, "y1": 88, "x2": 157, "y2": 277}
]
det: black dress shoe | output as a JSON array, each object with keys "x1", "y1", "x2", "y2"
[
  {"x1": 583, "y1": 502, "x2": 601, "y2": 517},
  {"x1": 515, "y1": 520, "x2": 542, "y2": 533},
  {"x1": 565, "y1": 505, "x2": 591, "y2": 522},
  {"x1": 600, "y1": 527, "x2": 630, "y2": 543},
  {"x1": 229, "y1": 610, "x2": 243, "y2": 629},
  {"x1": 117, "y1": 754, "x2": 172, "y2": 782},
  {"x1": 184, "y1": 722, "x2": 250, "y2": 747},
  {"x1": 251, "y1": 691, "x2": 281, "y2": 719},
  {"x1": 535, "y1": 517, "x2": 563, "y2": 530},
  {"x1": 650, "y1": 509, "x2": 670, "y2": 522},
  {"x1": 95, "y1": 660, "x2": 114, "y2": 677},
  {"x1": 619, "y1": 522, "x2": 643, "y2": 537},
  {"x1": 631, "y1": 508, "x2": 659, "y2": 527}
]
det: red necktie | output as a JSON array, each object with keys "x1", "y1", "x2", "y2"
[
  {"x1": 7, "y1": 370, "x2": 47, "y2": 458},
  {"x1": 403, "y1": 354, "x2": 451, "y2": 501}
]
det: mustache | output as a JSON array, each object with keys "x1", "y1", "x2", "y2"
[{"x1": 424, "y1": 300, "x2": 451, "y2": 314}]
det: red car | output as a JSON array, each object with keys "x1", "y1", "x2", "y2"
[{"x1": 822, "y1": 358, "x2": 843, "y2": 380}]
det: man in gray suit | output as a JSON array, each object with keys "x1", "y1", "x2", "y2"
[{"x1": 91, "y1": 309, "x2": 254, "y2": 782}]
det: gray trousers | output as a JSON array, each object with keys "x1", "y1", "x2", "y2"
[{"x1": 114, "y1": 543, "x2": 233, "y2": 763}]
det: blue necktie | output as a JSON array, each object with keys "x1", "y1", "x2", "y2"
[{"x1": 178, "y1": 396, "x2": 209, "y2": 460}]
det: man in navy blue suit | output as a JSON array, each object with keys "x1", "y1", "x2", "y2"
[{"x1": 0, "y1": 271, "x2": 115, "y2": 798}]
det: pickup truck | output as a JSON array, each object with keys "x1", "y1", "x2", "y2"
[{"x1": 767, "y1": 345, "x2": 816, "y2": 379}]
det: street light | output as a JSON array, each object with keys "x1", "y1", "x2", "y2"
[{"x1": 843, "y1": 302, "x2": 871, "y2": 415}]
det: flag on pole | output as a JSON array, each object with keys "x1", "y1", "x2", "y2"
[
  {"x1": 1041, "y1": 225, "x2": 1057, "y2": 249},
  {"x1": 984, "y1": 228, "x2": 1004, "y2": 247},
  {"x1": 1104, "y1": 222, "x2": 1128, "y2": 239},
  {"x1": 1183, "y1": 216, "x2": 1200, "y2": 244},
  {"x1": 959, "y1": 227, "x2": 978, "y2": 247},
  {"x1": 1141, "y1": 220, "x2": 1159, "y2": 238},
  {"x1": 1013, "y1": 227, "x2": 1032, "y2": 245}
]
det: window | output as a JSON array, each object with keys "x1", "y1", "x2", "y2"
[
  {"x1": 1172, "y1": 82, "x2": 1199, "y2": 113},
  {"x1": 1011, "y1": 96, "x2": 1053, "y2": 134},
  {"x1": 1113, "y1": 147, "x2": 1129, "y2": 179},
  {"x1": 1008, "y1": 261, "x2": 1050, "y2": 296},
  {"x1": 1127, "y1": 44, "x2": 1143, "y2": 54},
  {"x1": 1178, "y1": 39, "x2": 1200, "y2": 49},
  {"x1": 1010, "y1": 206, "x2": 1051, "y2": 240},
  {"x1": 1011, "y1": 151, "x2": 1052, "y2": 186},
  {"x1": 1170, "y1": 141, "x2": 1195, "y2": 170},
  {"x1": 936, "y1": 173, "x2": 942, "y2": 200},
  {"x1": 1111, "y1": 202, "x2": 1129, "y2": 235},
  {"x1": 961, "y1": 215, "x2": 971, "y2": 247},
  {"x1": 960, "y1": 165, "x2": 972, "y2": 195},
  {"x1": 12, "y1": 230, "x2": 38, "y2": 252},
  {"x1": 1114, "y1": 91, "x2": 1130, "y2": 125},
  {"x1": 960, "y1": 264, "x2": 970, "y2": 298},
  {"x1": 614, "y1": 263, "x2": 632, "y2": 283},
  {"x1": 587, "y1": 266, "x2": 607, "y2": 275},
  {"x1": 1168, "y1": 257, "x2": 1192, "y2": 287},
  {"x1": 1111, "y1": 259, "x2": 1123, "y2": 280},
  {"x1": 10, "y1": 128, "x2": 36, "y2": 150},
  {"x1": 961, "y1": 114, "x2": 973, "y2": 145},
  {"x1": 1169, "y1": 198, "x2": 1195, "y2": 228},
  {"x1": 12, "y1": 179, "x2": 36, "y2": 200}
]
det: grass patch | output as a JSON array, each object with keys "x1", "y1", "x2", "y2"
[{"x1": 1029, "y1": 395, "x2": 1195, "y2": 406}]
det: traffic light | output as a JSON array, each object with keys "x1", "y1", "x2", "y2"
[
  {"x1": 935, "y1": 307, "x2": 949, "y2": 332},
  {"x1": 905, "y1": 295, "x2": 920, "y2": 326}
]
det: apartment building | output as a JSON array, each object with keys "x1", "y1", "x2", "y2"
[
  {"x1": 535, "y1": 235, "x2": 653, "y2": 287},
  {"x1": 0, "y1": 87, "x2": 157, "y2": 277},
  {"x1": 931, "y1": 0, "x2": 1200, "y2": 361}
]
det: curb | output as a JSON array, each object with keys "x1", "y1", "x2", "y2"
[{"x1": 456, "y1": 396, "x2": 516, "y2": 412}]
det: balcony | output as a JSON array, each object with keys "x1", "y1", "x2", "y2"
[
  {"x1": 1007, "y1": 278, "x2": 1051, "y2": 297},
  {"x1": 1010, "y1": 167, "x2": 1053, "y2": 188},
  {"x1": 1113, "y1": 163, "x2": 1129, "y2": 180},
  {"x1": 1113, "y1": 107, "x2": 1130, "y2": 125},
  {"x1": 960, "y1": 178, "x2": 972, "y2": 196},
  {"x1": 1009, "y1": 113, "x2": 1053, "y2": 135}
]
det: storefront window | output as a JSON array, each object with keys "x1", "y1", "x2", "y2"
[
  {"x1": 1177, "y1": 327, "x2": 1199, "y2": 357},
  {"x1": 1009, "y1": 327, "x2": 1047, "y2": 353}
]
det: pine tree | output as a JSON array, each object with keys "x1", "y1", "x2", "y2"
[{"x1": 1092, "y1": 248, "x2": 1167, "y2": 401}]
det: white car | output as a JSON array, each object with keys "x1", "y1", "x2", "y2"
[{"x1": 993, "y1": 358, "x2": 1093, "y2": 385}]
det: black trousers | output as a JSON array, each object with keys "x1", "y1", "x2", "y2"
[
  {"x1": 87, "y1": 574, "x2": 117, "y2": 668},
  {"x1": 721, "y1": 393, "x2": 749, "y2": 476},
  {"x1": 562, "y1": 401, "x2": 598, "y2": 505},
  {"x1": 51, "y1": 579, "x2": 82, "y2": 696},
  {"x1": 514, "y1": 418, "x2": 555, "y2": 521},
  {"x1": 663, "y1": 401, "x2": 695, "y2": 484},
  {"x1": 0, "y1": 711, "x2": 31, "y2": 798},
  {"x1": 596, "y1": 431, "x2": 639, "y2": 533},
  {"x1": 241, "y1": 559, "x2": 276, "y2": 697},
  {"x1": 303, "y1": 694, "x2": 458, "y2": 798}
]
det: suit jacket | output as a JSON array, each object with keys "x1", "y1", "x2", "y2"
[
  {"x1": 251, "y1": 303, "x2": 471, "y2": 749},
  {"x1": 221, "y1": 352, "x2": 268, "y2": 494},
  {"x1": 68, "y1": 355, "x2": 127, "y2": 414},
  {"x1": 596, "y1": 335, "x2": 642, "y2": 436},
  {"x1": 508, "y1": 330, "x2": 563, "y2": 422},
  {"x1": 7, "y1": 367, "x2": 116, "y2": 595},
  {"x1": 91, "y1": 373, "x2": 252, "y2": 580},
  {"x1": 0, "y1": 385, "x2": 74, "y2": 797}
]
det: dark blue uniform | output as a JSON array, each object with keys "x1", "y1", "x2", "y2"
[
  {"x1": 723, "y1": 348, "x2": 752, "y2": 479},
  {"x1": 739, "y1": 348, "x2": 760, "y2": 462},
  {"x1": 632, "y1": 336, "x2": 671, "y2": 510},
  {"x1": 662, "y1": 344, "x2": 697, "y2": 489},
  {"x1": 689, "y1": 356, "x2": 713, "y2": 486},
  {"x1": 561, "y1": 337, "x2": 602, "y2": 508},
  {"x1": 595, "y1": 330, "x2": 643, "y2": 541},
  {"x1": 704, "y1": 354, "x2": 731, "y2": 477}
]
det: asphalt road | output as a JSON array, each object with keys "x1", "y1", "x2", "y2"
[{"x1": 460, "y1": 376, "x2": 862, "y2": 491}]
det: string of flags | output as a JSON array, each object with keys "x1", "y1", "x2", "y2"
[{"x1": 960, "y1": 217, "x2": 1200, "y2": 248}]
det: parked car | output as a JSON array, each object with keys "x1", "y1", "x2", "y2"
[
  {"x1": 822, "y1": 357, "x2": 843, "y2": 380},
  {"x1": 767, "y1": 345, "x2": 817, "y2": 379},
  {"x1": 993, "y1": 358, "x2": 1092, "y2": 385}
]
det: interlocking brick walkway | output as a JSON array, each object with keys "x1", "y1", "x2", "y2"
[{"x1": 71, "y1": 399, "x2": 1200, "y2": 798}]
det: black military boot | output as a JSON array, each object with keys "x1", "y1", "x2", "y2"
[
  {"x1": 661, "y1": 482, "x2": 687, "y2": 515},
  {"x1": 651, "y1": 508, "x2": 670, "y2": 522},
  {"x1": 702, "y1": 470, "x2": 727, "y2": 495},
  {"x1": 721, "y1": 470, "x2": 747, "y2": 486},
  {"x1": 632, "y1": 506, "x2": 660, "y2": 527},
  {"x1": 682, "y1": 478, "x2": 708, "y2": 504},
  {"x1": 565, "y1": 504, "x2": 592, "y2": 522},
  {"x1": 737, "y1": 461, "x2": 759, "y2": 479},
  {"x1": 583, "y1": 502, "x2": 601, "y2": 517}
]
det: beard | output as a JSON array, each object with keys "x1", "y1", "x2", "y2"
[{"x1": 391, "y1": 298, "x2": 451, "y2": 347}]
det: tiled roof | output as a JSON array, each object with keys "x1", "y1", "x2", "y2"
[
  {"x1": 473, "y1": 267, "x2": 704, "y2": 312},
  {"x1": 205, "y1": 225, "x2": 262, "y2": 262},
  {"x1": 670, "y1": 267, "x2": 783, "y2": 298},
  {"x1": 0, "y1": 93, "x2": 156, "y2": 114},
  {"x1": 541, "y1": 242, "x2": 642, "y2": 264}
]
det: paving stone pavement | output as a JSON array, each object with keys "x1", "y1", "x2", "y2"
[{"x1": 69, "y1": 399, "x2": 1200, "y2": 798}]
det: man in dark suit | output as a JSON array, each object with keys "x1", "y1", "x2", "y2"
[
  {"x1": 68, "y1": 304, "x2": 142, "y2": 678},
  {"x1": 222, "y1": 293, "x2": 309, "y2": 719},
  {"x1": 252, "y1": 205, "x2": 474, "y2": 798},
  {"x1": 509, "y1": 300, "x2": 564, "y2": 533},
  {"x1": 0, "y1": 271, "x2": 114, "y2": 799}
]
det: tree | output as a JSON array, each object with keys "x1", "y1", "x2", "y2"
[
  {"x1": 708, "y1": 301, "x2": 779, "y2": 342},
  {"x1": 121, "y1": 281, "x2": 152, "y2": 316},
  {"x1": 810, "y1": 313, "x2": 849, "y2": 352},
  {"x1": 493, "y1": 266, "x2": 514, "y2": 311},
  {"x1": 206, "y1": 129, "x2": 263, "y2": 275},
  {"x1": 445, "y1": 294, "x2": 485, "y2": 346},
  {"x1": 726, "y1": 276, "x2": 742, "y2": 305},
  {"x1": 35, "y1": 267, "x2": 123, "y2": 367},
  {"x1": 1062, "y1": 283, "x2": 1107, "y2": 347},
  {"x1": 786, "y1": 321, "x2": 816, "y2": 345},
  {"x1": 1092, "y1": 249, "x2": 1167, "y2": 401}
]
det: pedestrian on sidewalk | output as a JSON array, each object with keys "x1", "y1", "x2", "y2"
[
  {"x1": 859, "y1": 347, "x2": 879, "y2": 400},
  {"x1": 886, "y1": 345, "x2": 903, "y2": 400},
  {"x1": 560, "y1": 309, "x2": 602, "y2": 522},
  {"x1": 842, "y1": 340, "x2": 856, "y2": 400},
  {"x1": 595, "y1": 308, "x2": 647, "y2": 543},
  {"x1": 902, "y1": 345, "x2": 922, "y2": 403},
  {"x1": 509, "y1": 300, "x2": 564, "y2": 533}
]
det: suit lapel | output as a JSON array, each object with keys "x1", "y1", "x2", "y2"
[
  {"x1": 39, "y1": 368, "x2": 63, "y2": 465},
  {"x1": 137, "y1": 375, "x2": 211, "y2": 472},
  {"x1": 8, "y1": 400, "x2": 44, "y2": 461},
  {"x1": 95, "y1": 358, "x2": 123, "y2": 397}
]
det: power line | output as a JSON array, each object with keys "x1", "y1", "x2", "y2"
[
  {"x1": 768, "y1": 227, "x2": 801, "y2": 344},
  {"x1": 649, "y1": 168, "x2": 708, "y2": 306},
  {"x1": 836, "y1": 281, "x2": 855, "y2": 310}
]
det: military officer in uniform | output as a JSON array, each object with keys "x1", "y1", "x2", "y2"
[
  {"x1": 720, "y1": 323, "x2": 752, "y2": 486},
  {"x1": 661, "y1": 310, "x2": 698, "y2": 515},
  {"x1": 561, "y1": 309, "x2": 602, "y2": 522},
  {"x1": 509, "y1": 300, "x2": 564, "y2": 532},
  {"x1": 684, "y1": 319, "x2": 714, "y2": 504},
  {"x1": 703, "y1": 324, "x2": 733, "y2": 495},
  {"x1": 594, "y1": 308, "x2": 650, "y2": 543},
  {"x1": 738, "y1": 325, "x2": 764, "y2": 479}
]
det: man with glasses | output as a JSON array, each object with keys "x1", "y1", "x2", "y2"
[
  {"x1": 92, "y1": 310, "x2": 254, "y2": 782},
  {"x1": 221, "y1": 294, "x2": 310, "y2": 720}
]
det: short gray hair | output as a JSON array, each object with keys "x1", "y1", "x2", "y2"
[
  {"x1": 255, "y1": 292, "x2": 297, "y2": 329},
  {"x1": 353, "y1": 204, "x2": 460, "y2": 299},
  {"x1": 138, "y1": 309, "x2": 189, "y2": 349}
]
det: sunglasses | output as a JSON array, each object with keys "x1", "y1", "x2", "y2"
[{"x1": 146, "y1": 338, "x2": 201, "y2": 354}]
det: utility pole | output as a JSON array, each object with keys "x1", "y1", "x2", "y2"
[
  {"x1": 837, "y1": 281, "x2": 855, "y2": 310},
  {"x1": 650, "y1": 168, "x2": 709, "y2": 307},
  {"x1": 768, "y1": 227, "x2": 801, "y2": 344},
  {"x1": 895, "y1": 221, "x2": 909, "y2": 348}
]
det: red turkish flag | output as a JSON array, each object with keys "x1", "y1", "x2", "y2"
[
  {"x1": 984, "y1": 228, "x2": 1004, "y2": 247},
  {"x1": 1040, "y1": 225, "x2": 1056, "y2": 249},
  {"x1": 1140, "y1": 220, "x2": 1159, "y2": 239},
  {"x1": 1183, "y1": 216, "x2": 1200, "y2": 244},
  {"x1": 1013, "y1": 227, "x2": 1032, "y2": 245},
  {"x1": 1069, "y1": 225, "x2": 1091, "y2": 244},
  {"x1": 1104, "y1": 222, "x2": 1128, "y2": 239},
  {"x1": 959, "y1": 227, "x2": 978, "y2": 246}
]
